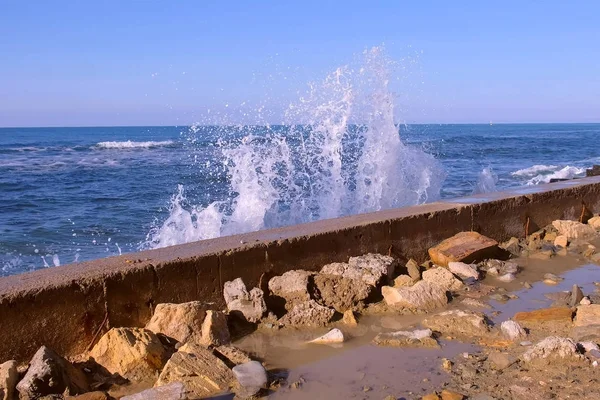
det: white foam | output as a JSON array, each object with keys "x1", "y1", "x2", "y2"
[
  {"x1": 473, "y1": 168, "x2": 498, "y2": 194},
  {"x1": 95, "y1": 140, "x2": 174, "y2": 149},
  {"x1": 511, "y1": 164, "x2": 559, "y2": 177},
  {"x1": 526, "y1": 166, "x2": 585, "y2": 185}
]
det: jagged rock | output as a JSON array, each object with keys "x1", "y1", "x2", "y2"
[
  {"x1": 581, "y1": 297, "x2": 592, "y2": 305},
  {"x1": 579, "y1": 341, "x2": 600, "y2": 352},
  {"x1": 308, "y1": 328, "x2": 344, "y2": 344},
  {"x1": 589, "y1": 216, "x2": 600, "y2": 229},
  {"x1": 500, "y1": 237, "x2": 522, "y2": 256},
  {"x1": 514, "y1": 307, "x2": 573, "y2": 324},
  {"x1": 232, "y1": 361, "x2": 268, "y2": 398},
  {"x1": 16, "y1": 346, "x2": 89, "y2": 399},
  {"x1": 224, "y1": 278, "x2": 266, "y2": 323},
  {"x1": 571, "y1": 324, "x2": 600, "y2": 342},
  {"x1": 570, "y1": 285, "x2": 585, "y2": 307},
  {"x1": 482, "y1": 259, "x2": 518, "y2": 275},
  {"x1": 342, "y1": 310, "x2": 358, "y2": 326},
  {"x1": 372, "y1": 329, "x2": 438, "y2": 348},
  {"x1": 521, "y1": 336, "x2": 583, "y2": 363},
  {"x1": 321, "y1": 253, "x2": 396, "y2": 287},
  {"x1": 406, "y1": 258, "x2": 421, "y2": 281},
  {"x1": 422, "y1": 310, "x2": 491, "y2": 337},
  {"x1": 145, "y1": 301, "x2": 206, "y2": 344},
  {"x1": 554, "y1": 235, "x2": 569, "y2": 248},
  {"x1": 279, "y1": 300, "x2": 335, "y2": 327},
  {"x1": 501, "y1": 320, "x2": 527, "y2": 340},
  {"x1": 156, "y1": 343, "x2": 234, "y2": 398},
  {"x1": 422, "y1": 267, "x2": 463, "y2": 291},
  {"x1": 121, "y1": 382, "x2": 186, "y2": 400},
  {"x1": 89, "y1": 328, "x2": 168, "y2": 382},
  {"x1": 428, "y1": 231, "x2": 500, "y2": 267},
  {"x1": 0, "y1": 361, "x2": 17, "y2": 400},
  {"x1": 268, "y1": 270, "x2": 313, "y2": 309},
  {"x1": 393, "y1": 274, "x2": 415, "y2": 287},
  {"x1": 488, "y1": 351, "x2": 515, "y2": 370},
  {"x1": 200, "y1": 310, "x2": 230, "y2": 347},
  {"x1": 552, "y1": 220, "x2": 596, "y2": 239},
  {"x1": 574, "y1": 304, "x2": 600, "y2": 326},
  {"x1": 213, "y1": 345, "x2": 252, "y2": 366},
  {"x1": 313, "y1": 274, "x2": 372, "y2": 312},
  {"x1": 448, "y1": 262, "x2": 479, "y2": 280},
  {"x1": 381, "y1": 281, "x2": 448, "y2": 311}
]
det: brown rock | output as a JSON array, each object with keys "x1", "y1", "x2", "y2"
[
  {"x1": 422, "y1": 310, "x2": 491, "y2": 337},
  {"x1": 428, "y1": 231, "x2": 500, "y2": 267},
  {"x1": 313, "y1": 274, "x2": 373, "y2": 312},
  {"x1": 422, "y1": 394, "x2": 441, "y2": 400},
  {"x1": 213, "y1": 345, "x2": 252, "y2": 366},
  {"x1": 422, "y1": 267, "x2": 463, "y2": 291},
  {"x1": 279, "y1": 300, "x2": 335, "y2": 327},
  {"x1": 589, "y1": 216, "x2": 600, "y2": 229},
  {"x1": 373, "y1": 329, "x2": 439, "y2": 348},
  {"x1": 441, "y1": 390, "x2": 465, "y2": 400},
  {"x1": 342, "y1": 310, "x2": 358, "y2": 326},
  {"x1": 552, "y1": 220, "x2": 597, "y2": 239},
  {"x1": 89, "y1": 328, "x2": 168, "y2": 382},
  {"x1": 406, "y1": 258, "x2": 421, "y2": 281},
  {"x1": 268, "y1": 270, "x2": 314, "y2": 309},
  {"x1": 554, "y1": 235, "x2": 568, "y2": 248},
  {"x1": 0, "y1": 360, "x2": 17, "y2": 400},
  {"x1": 513, "y1": 307, "x2": 573, "y2": 324},
  {"x1": 156, "y1": 343, "x2": 234, "y2": 398},
  {"x1": 200, "y1": 310, "x2": 230, "y2": 346},
  {"x1": 393, "y1": 274, "x2": 415, "y2": 287},
  {"x1": 574, "y1": 304, "x2": 600, "y2": 326},
  {"x1": 381, "y1": 281, "x2": 448, "y2": 311},
  {"x1": 16, "y1": 346, "x2": 89, "y2": 399},
  {"x1": 66, "y1": 392, "x2": 109, "y2": 400},
  {"x1": 145, "y1": 301, "x2": 206, "y2": 344},
  {"x1": 224, "y1": 278, "x2": 267, "y2": 323}
]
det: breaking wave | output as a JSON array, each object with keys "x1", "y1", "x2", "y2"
[{"x1": 95, "y1": 140, "x2": 175, "y2": 149}]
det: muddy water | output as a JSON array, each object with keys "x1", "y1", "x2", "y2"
[{"x1": 235, "y1": 253, "x2": 600, "y2": 399}]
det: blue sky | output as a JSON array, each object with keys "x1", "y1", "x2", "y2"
[{"x1": 1, "y1": 1, "x2": 599, "y2": 126}]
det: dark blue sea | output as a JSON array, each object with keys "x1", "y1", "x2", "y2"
[{"x1": 1, "y1": 123, "x2": 599, "y2": 276}]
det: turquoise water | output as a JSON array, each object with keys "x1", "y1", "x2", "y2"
[{"x1": 1, "y1": 123, "x2": 599, "y2": 275}]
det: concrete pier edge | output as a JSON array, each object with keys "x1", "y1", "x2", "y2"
[{"x1": 2, "y1": 176, "x2": 600, "y2": 363}]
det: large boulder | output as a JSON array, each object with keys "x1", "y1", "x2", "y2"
[
  {"x1": 268, "y1": 270, "x2": 314, "y2": 310},
  {"x1": 321, "y1": 253, "x2": 396, "y2": 287},
  {"x1": 200, "y1": 310, "x2": 230, "y2": 347},
  {"x1": 513, "y1": 307, "x2": 573, "y2": 325},
  {"x1": 16, "y1": 346, "x2": 89, "y2": 399},
  {"x1": 224, "y1": 278, "x2": 266, "y2": 323},
  {"x1": 428, "y1": 231, "x2": 500, "y2": 267},
  {"x1": 588, "y1": 216, "x2": 600, "y2": 230},
  {"x1": 313, "y1": 274, "x2": 373, "y2": 312},
  {"x1": 372, "y1": 329, "x2": 438, "y2": 348},
  {"x1": 279, "y1": 300, "x2": 335, "y2": 327},
  {"x1": 422, "y1": 310, "x2": 491, "y2": 337},
  {"x1": 381, "y1": 280, "x2": 448, "y2": 311},
  {"x1": 89, "y1": 328, "x2": 168, "y2": 382},
  {"x1": 521, "y1": 337, "x2": 583, "y2": 364},
  {"x1": 422, "y1": 267, "x2": 463, "y2": 291},
  {"x1": 121, "y1": 382, "x2": 186, "y2": 400},
  {"x1": 145, "y1": 301, "x2": 206, "y2": 344},
  {"x1": 155, "y1": 343, "x2": 234, "y2": 398},
  {"x1": 0, "y1": 360, "x2": 17, "y2": 400},
  {"x1": 552, "y1": 220, "x2": 596, "y2": 240},
  {"x1": 574, "y1": 304, "x2": 600, "y2": 326}
]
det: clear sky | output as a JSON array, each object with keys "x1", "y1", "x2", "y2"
[{"x1": 1, "y1": 1, "x2": 599, "y2": 127}]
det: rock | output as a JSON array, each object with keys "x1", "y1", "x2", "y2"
[
  {"x1": 156, "y1": 343, "x2": 234, "y2": 398},
  {"x1": 422, "y1": 310, "x2": 490, "y2": 337},
  {"x1": 422, "y1": 267, "x2": 463, "y2": 291},
  {"x1": 440, "y1": 389, "x2": 465, "y2": 400},
  {"x1": 200, "y1": 310, "x2": 230, "y2": 347},
  {"x1": 428, "y1": 231, "x2": 500, "y2": 267},
  {"x1": 523, "y1": 281, "x2": 533, "y2": 289},
  {"x1": 372, "y1": 329, "x2": 439, "y2": 348},
  {"x1": 544, "y1": 231, "x2": 557, "y2": 242},
  {"x1": 321, "y1": 253, "x2": 396, "y2": 287},
  {"x1": 441, "y1": 358, "x2": 453, "y2": 371},
  {"x1": 213, "y1": 345, "x2": 252, "y2": 366},
  {"x1": 570, "y1": 324, "x2": 600, "y2": 342},
  {"x1": 232, "y1": 361, "x2": 267, "y2": 398},
  {"x1": 490, "y1": 294, "x2": 510, "y2": 302},
  {"x1": 552, "y1": 220, "x2": 596, "y2": 239},
  {"x1": 497, "y1": 273, "x2": 516, "y2": 282},
  {"x1": 224, "y1": 278, "x2": 267, "y2": 323},
  {"x1": 461, "y1": 298, "x2": 490, "y2": 309},
  {"x1": 121, "y1": 382, "x2": 186, "y2": 400},
  {"x1": 279, "y1": 300, "x2": 335, "y2": 327},
  {"x1": 581, "y1": 297, "x2": 592, "y2": 305},
  {"x1": 422, "y1": 393, "x2": 441, "y2": 400},
  {"x1": 488, "y1": 351, "x2": 514, "y2": 370},
  {"x1": 89, "y1": 327, "x2": 168, "y2": 382},
  {"x1": 268, "y1": 270, "x2": 313, "y2": 309},
  {"x1": 309, "y1": 328, "x2": 344, "y2": 344},
  {"x1": 342, "y1": 309, "x2": 358, "y2": 326},
  {"x1": 521, "y1": 336, "x2": 583, "y2": 363},
  {"x1": 529, "y1": 249, "x2": 553, "y2": 260},
  {"x1": 145, "y1": 301, "x2": 206, "y2": 344},
  {"x1": 501, "y1": 320, "x2": 527, "y2": 340},
  {"x1": 554, "y1": 235, "x2": 569, "y2": 248},
  {"x1": 500, "y1": 237, "x2": 521, "y2": 256},
  {"x1": 313, "y1": 273, "x2": 373, "y2": 312},
  {"x1": 67, "y1": 392, "x2": 109, "y2": 400},
  {"x1": 448, "y1": 262, "x2": 479, "y2": 280},
  {"x1": 381, "y1": 281, "x2": 448, "y2": 311},
  {"x1": 393, "y1": 274, "x2": 415, "y2": 287},
  {"x1": 574, "y1": 304, "x2": 600, "y2": 326},
  {"x1": 570, "y1": 285, "x2": 585, "y2": 307},
  {"x1": 16, "y1": 346, "x2": 89, "y2": 399},
  {"x1": 514, "y1": 307, "x2": 573, "y2": 324},
  {"x1": 543, "y1": 273, "x2": 563, "y2": 283},
  {"x1": 406, "y1": 258, "x2": 421, "y2": 281},
  {"x1": 579, "y1": 341, "x2": 600, "y2": 352},
  {"x1": 0, "y1": 361, "x2": 17, "y2": 400},
  {"x1": 589, "y1": 216, "x2": 600, "y2": 229}
]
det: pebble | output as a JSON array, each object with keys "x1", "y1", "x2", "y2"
[
  {"x1": 490, "y1": 294, "x2": 510, "y2": 302},
  {"x1": 523, "y1": 282, "x2": 533, "y2": 289},
  {"x1": 442, "y1": 358, "x2": 453, "y2": 371},
  {"x1": 520, "y1": 341, "x2": 533, "y2": 346}
]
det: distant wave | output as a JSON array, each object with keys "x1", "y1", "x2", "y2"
[
  {"x1": 94, "y1": 140, "x2": 175, "y2": 149},
  {"x1": 526, "y1": 166, "x2": 585, "y2": 185},
  {"x1": 511, "y1": 164, "x2": 559, "y2": 177}
]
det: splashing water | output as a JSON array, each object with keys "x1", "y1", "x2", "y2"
[
  {"x1": 473, "y1": 168, "x2": 498, "y2": 194},
  {"x1": 145, "y1": 47, "x2": 445, "y2": 249}
]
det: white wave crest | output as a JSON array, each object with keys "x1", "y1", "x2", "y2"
[
  {"x1": 511, "y1": 164, "x2": 559, "y2": 177},
  {"x1": 95, "y1": 140, "x2": 174, "y2": 149},
  {"x1": 526, "y1": 166, "x2": 585, "y2": 185}
]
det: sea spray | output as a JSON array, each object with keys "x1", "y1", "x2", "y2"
[
  {"x1": 473, "y1": 168, "x2": 498, "y2": 194},
  {"x1": 145, "y1": 47, "x2": 445, "y2": 249}
]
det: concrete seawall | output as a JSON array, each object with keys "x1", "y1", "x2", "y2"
[{"x1": 2, "y1": 177, "x2": 600, "y2": 363}]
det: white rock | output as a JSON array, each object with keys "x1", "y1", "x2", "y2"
[
  {"x1": 501, "y1": 320, "x2": 527, "y2": 340},
  {"x1": 232, "y1": 361, "x2": 268, "y2": 397},
  {"x1": 522, "y1": 336, "x2": 582, "y2": 363},
  {"x1": 552, "y1": 220, "x2": 596, "y2": 240},
  {"x1": 381, "y1": 280, "x2": 448, "y2": 311},
  {"x1": 322, "y1": 253, "x2": 396, "y2": 287},
  {"x1": 554, "y1": 235, "x2": 569, "y2": 248},
  {"x1": 588, "y1": 216, "x2": 600, "y2": 230},
  {"x1": 497, "y1": 273, "x2": 516, "y2": 282},
  {"x1": 581, "y1": 297, "x2": 592, "y2": 305},
  {"x1": 121, "y1": 383, "x2": 186, "y2": 400},
  {"x1": 579, "y1": 341, "x2": 600, "y2": 352},
  {"x1": 448, "y1": 262, "x2": 479, "y2": 280},
  {"x1": 308, "y1": 328, "x2": 345, "y2": 344},
  {"x1": 422, "y1": 267, "x2": 463, "y2": 291},
  {"x1": 224, "y1": 278, "x2": 266, "y2": 323}
]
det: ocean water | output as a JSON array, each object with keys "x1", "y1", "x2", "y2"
[{"x1": 2, "y1": 123, "x2": 599, "y2": 276}]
